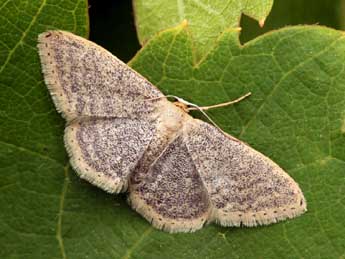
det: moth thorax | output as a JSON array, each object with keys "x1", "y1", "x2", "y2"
[{"x1": 157, "y1": 102, "x2": 188, "y2": 135}]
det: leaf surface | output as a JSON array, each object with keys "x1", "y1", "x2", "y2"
[
  {"x1": 240, "y1": 0, "x2": 345, "y2": 43},
  {"x1": 130, "y1": 23, "x2": 345, "y2": 259},
  {"x1": 134, "y1": 0, "x2": 273, "y2": 60},
  {"x1": 0, "y1": 0, "x2": 88, "y2": 258}
]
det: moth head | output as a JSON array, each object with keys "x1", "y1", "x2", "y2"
[{"x1": 173, "y1": 101, "x2": 189, "y2": 113}]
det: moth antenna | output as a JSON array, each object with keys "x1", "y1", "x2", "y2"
[
  {"x1": 187, "y1": 92, "x2": 251, "y2": 111},
  {"x1": 184, "y1": 102, "x2": 236, "y2": 137},
  {"x1": 145, "y1": 95, "x2": 182, "y2": 101},
  {"x1": 146, "y1": 93, "x2": 251, "y2": 136},
  {"x1": 174, "y1": 94, "x2": 250, "y2": 140}
]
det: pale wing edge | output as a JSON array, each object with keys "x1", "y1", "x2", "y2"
[
  {"x1": 211, "y1": 196, "x2": 307, "y2": 228},
  {"x1": 212, "y1": 134, "x2": 307, "y2": 227},
  {"x1": 38, "y1": 31, "x2": 74, "y2": 120},
  {"x1": 184, "y1": 120, "x2": 307, "y2": 227},
  {"x1": 64, "y1": 122, "x2": 124, "y2": 193},
  {"x1": 128, "y1": 133, "x2": 211, "y2": 233},
  {"x1": 129, "y1": 191, "x2": 210, "y2": 233},
  {"x1": 38, "y1": 31, "x2": 165, "y2": 122}
]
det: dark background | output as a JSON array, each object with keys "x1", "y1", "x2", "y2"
[{"x1": 88, "y1": 0, "x2": 345, "y2": 62}]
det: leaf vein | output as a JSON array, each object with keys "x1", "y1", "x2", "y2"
[
  {"x1": 0, "y1": 0, "x2": 10, "y2": 11},
  {"x1": 121, "y1": 227, "x2": 153, "y2": 259},
  {"x1": 56, "y1": 163, "x2": 70, "y2": 259},
  {"x1": 0, "y1": 0, "x2": 46, "y2": 74},
  {"x1": 177, "y1": 0, "x2": 185, "y2": 20},
  {"x1": 0, "y1": 140, "x2": 62, "y2": 165},
  {"x1": 239, "y1": 35, "x2": 345, "y2": 138}
]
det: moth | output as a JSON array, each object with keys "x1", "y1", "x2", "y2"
[{"x1": 37, "y1": 31, "x2": 306, "y2": 233}]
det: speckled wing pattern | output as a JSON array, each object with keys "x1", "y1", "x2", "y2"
[
  {"x1": 65, "y1": 118, "x2": 155, "y2": 193},
  {"x1": 184, "y1": 120, "x2": 306, "y2": 227},
  {"x1": 38, "y1": 31, "x2": 306, "y2": 233},
  {"x1": 129, "y1": 134, "x2": 211, "y2": 232},
  {"x1": 38, "y1": 31, "x2": 163, "y2": 193},
  {"x1": 37, "y1": 30, "x2": 163, "y2": 121}
]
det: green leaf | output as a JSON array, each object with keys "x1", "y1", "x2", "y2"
[
  {"x1": 240, "y1": 0, "x2": 345, "y2": 43},
  {"x1": 129, "y1": 24, "x2": 345, "y2": 258},
  {"x1": 2, "y1": 1, "x2": 345, "y2": 259},
  {"x1": 0, "y1": 0, "x2": 88, "y2": 258},
  {"x1": 133, "y1": 0, "x2": 273, "y2": 60}
]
